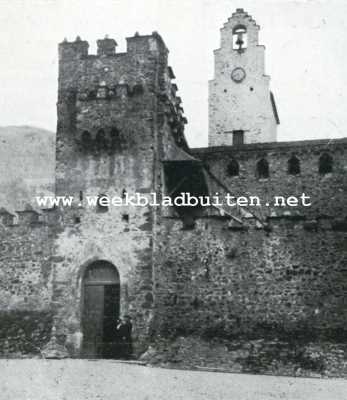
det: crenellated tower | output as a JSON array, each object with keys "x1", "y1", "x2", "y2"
[
  {"x1": 56, "y1": 33, "x2": 181, "y2": 200},
  {"x1": 53, "y1": 32, "x2": 189, "y2": 358},
  {"x1": 208, "y1": 8, "x2": 279, "y2": 146}
]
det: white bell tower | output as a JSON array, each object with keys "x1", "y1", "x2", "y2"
[{"x1": 208, "y1": 8, "x2": 279, "y2": 146}]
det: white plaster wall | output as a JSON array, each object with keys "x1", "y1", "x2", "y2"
[{"x1": 209, "y1": 11, "x2": 277, "y2": 146}]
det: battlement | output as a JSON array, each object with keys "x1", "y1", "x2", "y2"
[
  {"x1": 57, "y1": 30, "x2": 188, "y2": 162},
  {"x1": 166, "y1": 211, "x2": 347, "y2": 233},
  {"x1": 59, "y1": 31, "x2": 168, "y2": 61},
  {"x1": 0, "y1": 204, "x2": 58, "y2": 228},
  {"x1": 57, "y1": 31, "x2": 183, "y2": 112}
]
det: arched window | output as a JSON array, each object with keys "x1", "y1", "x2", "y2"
[
  {"x1": 96, "y1": 129, "x2": 107, "y2": 151},
  {"x1": 81, "y1": 130, "x2": 92, "y2": 147},
  {"x1": 288, "y1": 155, "x2": 300, "y2": 175},
  {"x1": 227, "y1": 159, "x2": 239, "y2": 177},
  {"x1": 256, "y1": 158, "x2": 269, "y2": 179},
  {"x1": 232, "y1": 25, "x2": 247, "y2": 51},
  {"x1": 96, "y1": 194, "x2": 109, "y2": 212},
  {"x1": 110, "y1": 127, "x2": 121, "y2": 150},
  {"x1": 319, "y1": 153, "x2": 333, "y2": 174}
]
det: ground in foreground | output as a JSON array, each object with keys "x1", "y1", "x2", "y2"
[{"x1": 1, "y1": 359, "x2": 346, "y2": 400}]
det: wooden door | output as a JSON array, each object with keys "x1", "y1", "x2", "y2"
[
  {"x1": 102, "y1": 284, "x2": 120, "y2": 358},
  {"x1": 82, "y1": 284, "x2": 104, "y2": 357},
  {"x1": 81, "y1": 261, "x2": 120, "y2": 358}
]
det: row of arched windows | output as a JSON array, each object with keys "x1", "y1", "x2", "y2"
[
  {"x1": 226, "y1": 153, "x2": 334, "y2": 179},
  {"x1": 80, "y1": 127, "x2": 123, "y2": 151}
]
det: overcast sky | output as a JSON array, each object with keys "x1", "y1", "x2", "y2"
[{"x1": 0, "y1": 0, "x2": 346, "y2": 147}]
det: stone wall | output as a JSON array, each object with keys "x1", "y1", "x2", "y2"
[
  {"x1": 154, "y1": 217, "x2": 347, "y2": 340},
  {"x1": 0, "y1": 28, "x2": 346, "y2": 368},
  {"x1": 0, "y1": 310, "x2": 53, "y2": 357},
  {"x1": 192, "y1": 138, "x2": 347, "y2": 219},
  {"x1": 0, "y1": 210, "x2": 56, "y2": 356},
  {"x1": 153, "y1": 138, "x2": 347, "y2": 342},
  {"x1": 142, "y1": 336, "x2": 347, "y2": 378}
]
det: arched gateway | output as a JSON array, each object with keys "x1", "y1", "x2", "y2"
[{"x1": 82, "y1": 260, "x2": 120, "y2": 358}]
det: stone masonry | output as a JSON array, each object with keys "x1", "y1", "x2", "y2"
[{"x1": 0, "y1": 10, "x2": 346, "y2": 375}]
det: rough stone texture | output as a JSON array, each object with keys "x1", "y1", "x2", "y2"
[
  {"x1": 0, "y1": 210, "x2": 56, "y2": 356},
  {"x1": 209, "y1": 9, "x2": 278, "y2": 146},
  {"x1": 142, "y1": 336, "x2": 347, "y2": 378},
  {"x1": 154, "y1": 217, "x2": 347, "y2": 340},
  {"x1": 0, "y1": 32, "x2": 187, "y2": 358},
  {"x1": 51, "y1": 33, "x2": 188, "y2": 355},
  {"x1": 0, "y1": 20, "x2": 346, "y2": 377},
  {"x1": 149, "y1": 135, "x2": 347, "y2": 373},
  {"x1": 192, "y1": 138, "x2": 347, "y2": 219},
  {"x1": 0, "y1": 310, "x2": 52, "y2": 357},
  {"x1": 0, "y1": 221, "x2": 53, "y2": 310}
]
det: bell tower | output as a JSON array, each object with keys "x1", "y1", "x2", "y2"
[{"x1": 208, "y1": 8, "x2": 279, "y2": 146}]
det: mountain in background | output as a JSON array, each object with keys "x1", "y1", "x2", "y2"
[{"x1": 0, "y1": 126, "x2": 55, "y2": 211}]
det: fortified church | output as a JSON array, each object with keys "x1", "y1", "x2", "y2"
[{"x1": 0, "y1": 9, "x2": 346, "y2": 368}]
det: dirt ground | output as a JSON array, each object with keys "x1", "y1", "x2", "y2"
[{"x1": 1, "y1": 359, "x2": 346, "y2": 400}]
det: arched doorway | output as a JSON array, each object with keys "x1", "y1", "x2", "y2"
[{"x1": 82, "y1": 260, "x2": 120, "y2": 358}]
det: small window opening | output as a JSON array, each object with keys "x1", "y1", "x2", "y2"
[
  {"x1": 288, "y1": 155, "x2": 300, "y2": 175},
  {"x1": 319, "y1": 153, "x2": 333, "y2": 174},
  {"x1": 96, "y1": 129, "x2": 107, "y2": 151},
  {"x1": 97, "y1": 193, "x2": 109, "y2": 212},
  {"x1": 121, "y1": 189, "x2": 127, "y2": 199},
  {"x1": 79, "y1": 191, "x2": 83, "y2": 201},
  {"x1": 232, "y1": 130, "x2": 244, "y2": 145},
  {"x1": 204, "y1": 265, "x2": 210, "y2": 280},
  {"x1": 232, "y1": 25, "x2": 247, "y2": 51},
  {"x1": 122, "y1": 213, "x2": 129, "y2": 222},
  {"x1": 227, "y1": 159, "x2": 239, "y2": 177},
  {"x1": 192, "y1": 297, "x2": 200, "y2": 310},
  {"x1": 110, "y1": 127, "x2": 121, "y2": 151},
  {"x1": 74, "y1": 216, "x2": 81, "y2": 224},
  {"x1": 87, "y1": 90, "x2": 97, "y2": 100},
  {"x1": 256, "y1": 158, "x2": 269, "y2": 179},
  {"x1": 132, "y1": 84, "x2": 143, "y2": 95},
  {"x1": 81, "y1": 131, "x2": 92, "y2": 147},
  {"x1": 182, "y1": 214, "x2": 195, "y2": 230}
]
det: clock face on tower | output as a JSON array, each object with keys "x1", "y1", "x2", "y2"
[{"x1": 231, "y1": 67, "x2": 246, "y2": 83}]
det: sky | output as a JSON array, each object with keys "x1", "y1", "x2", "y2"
[{"x1": 0, "y1": 0, "x2": 346, "y2": 147}]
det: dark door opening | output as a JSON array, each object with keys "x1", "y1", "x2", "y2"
[{"x1": 82, "y1": 261, "x2": 120, "y2": 358}]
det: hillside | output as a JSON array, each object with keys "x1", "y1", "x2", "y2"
[{"x1": 0, "y1": 126, "x2": 55, "y2": 211}]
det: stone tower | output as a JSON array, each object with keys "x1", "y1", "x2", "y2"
[
  {"x1": 56, "y1": 34, "x2": 166, "y2": 199},
  {"x1": 53, "y1": 33, "x2": 188, "y2": 357},
  {"x1": 208, "y1": 8, "x2": 279, "y2": 146}
]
